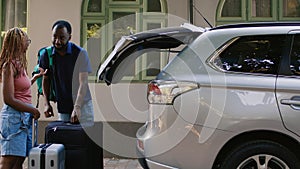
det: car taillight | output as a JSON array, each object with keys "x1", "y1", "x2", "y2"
[{"x1": 147, "y1": 80, "x2": 198, "y2": 104}]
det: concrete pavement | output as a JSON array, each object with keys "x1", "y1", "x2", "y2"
[
  {"x1": 104, "y1": 158, "x2": 143, "y2": 169},
  {"x1": 23, "y1": 157, "x2": 143, "y2": 169}
]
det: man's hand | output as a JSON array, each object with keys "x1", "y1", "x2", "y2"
[
  {"x1": 71, "y1": 106, "x2": 81, "y2": 124},
  {"x1": 44, "y1": 104, "x2": 54, "y2": 118}
]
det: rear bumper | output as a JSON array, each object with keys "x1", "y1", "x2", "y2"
[
  {"x1": 137, "y1": 149, "x2": 177, "y2": 169},
  {"x1": 136, "y1": 146, "x2": 150, "y2": 169},
  {"x1": 146, "y1": 159, "x2": 178, "y2": 169},
  {"x1": 135, "y1": 104, "x2": 233, "y2": 169},
  {"x1": 138, "y1": 157, "x2": 150, "y2": 169}
]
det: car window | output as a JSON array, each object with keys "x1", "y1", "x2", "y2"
[
  {"x1": 215, "y1": 35, "x2": 286, "y2": 74},
  {"x1": 290, "y1": 35, "x2": 300, "y2": 76},
  {"x1": 157, "y1": 45, "x2": 206, "y2": 80}
]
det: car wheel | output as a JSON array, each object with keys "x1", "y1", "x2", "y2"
[{"x1": 219, "y1": 140, "x2": 300, "y2": 169}]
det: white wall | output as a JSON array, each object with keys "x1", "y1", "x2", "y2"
[
  {"x1": 27, "y1": 0, "x2": 82, "y2": 70},
  {"x1": 193, "y1": 0, "x2": 219, "y2": 27}
]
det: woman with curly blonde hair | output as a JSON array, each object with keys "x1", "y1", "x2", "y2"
[{"x1": 0, "y1": 27, "x2": 43, "y2": 169}]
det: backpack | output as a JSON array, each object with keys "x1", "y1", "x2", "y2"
[{"x1": 32, "y1": 46, "x2": 56, "y2": 108}]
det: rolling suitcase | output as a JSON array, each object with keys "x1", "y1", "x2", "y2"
[
  {"x1": 45, "y1": 121, "x2": 103, "y2": 169},
  {"x1": 28, "y1": 120, "x2": 65, "y2": 169}
]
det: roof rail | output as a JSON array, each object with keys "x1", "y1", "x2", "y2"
[{"x1": 211, "y1": 22, "x2": 300, "y2": 30}]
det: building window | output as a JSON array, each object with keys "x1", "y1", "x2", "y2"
[
  {"x1": 87, "y1": 0, "x2": 102, "y2": 13},
  {"x1": 221, "y1": 0, "x2": 242, "y2": 17},
  {"x1": 217, "y1": 0, "x2": 300, "y2": 25},
  {"x1": 82, "y1": 0, "x2": 167, "y2": 82},
  {"x1": 251, "y1": 0, "x2": 272, "y2": 17},
  {"x1": 0, "y1": 0, "x2": 27, "y2": 47},
  {"x1": 282, "y1": 0, "x2": 300, "y2": 17}
]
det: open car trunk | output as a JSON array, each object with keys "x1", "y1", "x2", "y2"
[{"x1": 97, "y1": 23, "x2": 204, "y2": 85}]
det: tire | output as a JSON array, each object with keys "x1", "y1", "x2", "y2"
[{"x1": 219, "y1": 140, "x2": 300, "y2": 169}]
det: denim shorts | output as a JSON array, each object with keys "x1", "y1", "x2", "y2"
[
  {"x1": 58, "y1": 100, "x2": 94, "y2": 126},
  {"x1": 0, "y1": 104, "x2": 33, "y2": 157}
]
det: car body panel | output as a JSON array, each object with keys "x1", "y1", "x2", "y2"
[
  {"x1": 275, "y1": 30, "x2": 300, "y2": 137},
  {"x1": 276, "y1": 77, "x2": 300, "y2": 137},
  {"x1": 136, "y1": 102, "x2": 291, "y2": 168}
]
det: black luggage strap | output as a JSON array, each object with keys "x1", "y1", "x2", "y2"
[{"x1": 39, "y1": 143, "x2": 52, "y2": 169}]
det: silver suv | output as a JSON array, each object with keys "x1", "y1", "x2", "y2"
[{"x1": 98, "y1": 22, "x2": 300, "y2": 169}]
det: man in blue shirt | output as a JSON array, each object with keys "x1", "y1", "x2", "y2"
[{"x1": 39, "y1": 20, "x2": 94, "y2": 125}]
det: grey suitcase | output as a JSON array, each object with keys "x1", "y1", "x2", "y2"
[{"x1": 28, "y1": 120, "x2": 65, "y2": 169}]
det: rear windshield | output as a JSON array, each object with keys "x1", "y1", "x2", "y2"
[{"x1": 157, "y1": 45, "x2": 206, "y2": 81}]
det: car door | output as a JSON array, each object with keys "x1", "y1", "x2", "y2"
[
  {"x1": 97, "y1": 23, "x2": 204, "y2": 85},
  {"x1": 276, "y1": 31, "x2": 300, "y2": 136}
]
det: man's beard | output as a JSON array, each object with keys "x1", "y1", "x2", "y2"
[{"x1": 54, "y1": 42, "x2": 68, "y2": 51}]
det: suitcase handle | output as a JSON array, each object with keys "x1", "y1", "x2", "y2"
[{"x1": 32, "y1": 119, "x2": 38, "y2": 148}]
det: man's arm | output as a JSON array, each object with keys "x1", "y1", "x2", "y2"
[
  {"x1": 41, "y1": 68, "x2": 54, "y2": 117},
  {"x1": 71, "y1": 72, "x2": 88, "y2": 123},
  {"x1": 39, "y1": 47, "x2": 54, "y2": 118}
]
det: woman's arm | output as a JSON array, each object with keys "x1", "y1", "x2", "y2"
[
  {"x1": 31, "y1": 69, "x2": 47, "y2": 85},
  {"x1": 2, "y1": 63, "x2": 40, "y2": 119}
]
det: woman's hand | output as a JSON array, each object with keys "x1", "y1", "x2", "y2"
[
  {"x1": 31, "y1": 69, "x2": 48, "y2": 85},
  {"x1": 32, "y1": 108, "x2": 41, "y2": 120}
]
